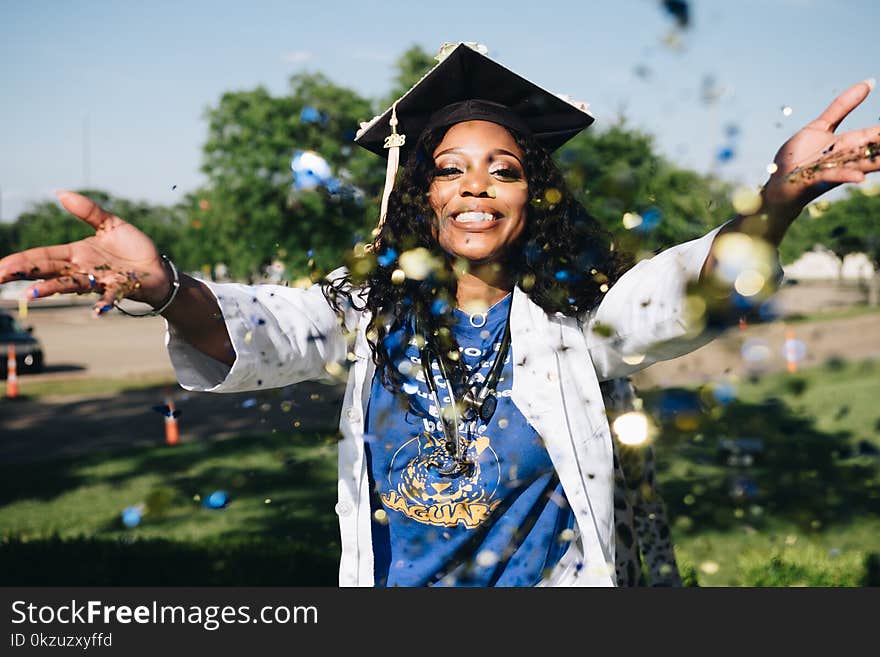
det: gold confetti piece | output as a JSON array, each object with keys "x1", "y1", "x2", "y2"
[
  {"x1": 699, "y1": 561, "x2": 720, "y2": 575},
  {"x1": 545, "y1": 188, "x2": 562, "y2": 205},
  {"x1": 399, "y1": 247, "x2": 441, "y2": 281},
  {"x1": 599, "y1": 283, "x2": 609, "y2": 293},
  {"x1": 244, "y1": 330, "x2": 254, "y2": 344},
  {"x1": 390, "y1": 268, "x2": 406, "y2": 284},
  {"x1": 731, "y1": 186, "x2": 763, "y2": 215},
  {"x1": 612, "y1": 411, "x2": 652, "y2": 446},
  {"x1": 734, "y1": 270, "x2": 766, "y2": 297},
  {"x1": 475, "y1": 550, "x2": 499, "y2": 568},
  {"x1": 622, "y1": 212, "x2": 643, "y2": 230},
  {"x1": 18, "y1": 298, "x2": 28, "y2": 319},
  {"x1": 558, "y1": 528, "x2": 576, "y2": 542},
  {"x1": 766, "y1": 162, "x2": 778, "y2": 174},
  {"x1": 622, "y1": 353, "x2": 646, "y2": 365},
  {"x1": 264, "y1": 498, "x2": 272, "y2": 504},
  {"x1": 373, "y1": 509, "x2": 389, "y2": 524}
]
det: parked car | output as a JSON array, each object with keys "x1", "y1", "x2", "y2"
[{"x1": 0, "y1": 309, "x2": 44, "y2": 376}]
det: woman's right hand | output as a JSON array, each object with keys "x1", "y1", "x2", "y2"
[{"x1": 0, "y1": 191, "x2": 172, "y2": 316}]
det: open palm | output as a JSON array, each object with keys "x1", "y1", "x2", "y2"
[{"x1": 0, "y1": 191, "x2": 169, "y2": 314}]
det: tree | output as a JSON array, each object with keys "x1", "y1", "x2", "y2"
[
  {"x1": 10, "y1": 189, "x2": 181, "y2": 258},
  {"x1": 781, "y1": 187, "x2": 880, "y2": 304},
  {"x1": 556, "y1": 120, "x2": 734, "y2": 256},
  {"x1": 382, "y1": 44, "x2": 437, "y2": 106},
  {"x1": 198, "y1": 75, "x2": 385, "y2": 279}
]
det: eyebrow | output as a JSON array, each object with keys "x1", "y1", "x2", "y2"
[{"x1": 433, "y1": 147, "x2": 524, "y2": 165}]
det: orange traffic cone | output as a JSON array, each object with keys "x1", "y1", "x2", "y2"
[
  {"x1": 783, "y1": 326, "x2": 798, "y2": 374},
  {"x1": 164, "y1": 399, "x2": 180, "y2": 446},
  {"x1": 6, "y1": 344, "x2": 18, "y2": 399}
]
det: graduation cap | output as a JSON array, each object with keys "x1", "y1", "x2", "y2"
[{"x1": 354, "y1": 42, "x2": 596, "y2": 238}]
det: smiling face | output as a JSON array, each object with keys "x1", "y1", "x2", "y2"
[{"x1": 427, "y1": 121, "x2": 529, "y2": 265}]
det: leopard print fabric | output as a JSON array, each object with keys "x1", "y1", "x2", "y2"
[{"x1": 601, "y1": 378, "x2": 682, "y2": 587}]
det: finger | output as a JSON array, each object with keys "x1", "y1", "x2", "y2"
[
  {"x1": 815, "y1": 168, "x2": 866, "y2": 186},
  {"x1": 815, "y1": 79, "x2": 875, "y2": 132},
  {"x1": 92, "y1": 286, "x2": 119, "y2": 317},
  {"x1": 25, "y1": 273, "x2": 101, "y2": 300},
  {"x1": 0, "y1": 244, "x2": 74, "y2": 283},
  {"x1": 56, "y1": 190, "x2": 117, "y2": 231}
]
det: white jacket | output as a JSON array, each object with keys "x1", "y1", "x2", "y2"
[{"x1": 166, "y1": 225, "x2": 726, "y2": 587}]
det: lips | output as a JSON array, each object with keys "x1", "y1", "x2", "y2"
[{"x1": 449, "y1": 208, "x2": 503, "y2": 230}]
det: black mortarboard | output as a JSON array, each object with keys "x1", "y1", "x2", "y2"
[
  {"x1": 355, "y1": 42, "x2": 595, "y2": 161},
  {"x1": 354, "y1": 42, "x2": 595, "y2": 240}
]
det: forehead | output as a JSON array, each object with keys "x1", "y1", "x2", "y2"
[{"x1": 432, "y1": 120, "x2": 522, "y2": 158}]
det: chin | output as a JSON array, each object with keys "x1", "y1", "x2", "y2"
[{"x1": 442, "y1": 240, "x2": 502, "y2": 264}]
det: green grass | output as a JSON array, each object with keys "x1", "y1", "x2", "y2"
[
  {"x1": 14, "y1": 374, "x2": 178, "y2": 399},
  {"x1": 0, "y1": 429, "x2": 342, "y2": 585},
  {"x1": 641, "y1": 357, "x2": 880, "y2": 586},
  {"x1": 735, "y1": 358, "x2": 880, "y2": 445},
  {"x1": 785, "y1": 304, "x2": 880, "y2": 324},
  {"x1": 2, "y1": 359, "x2": 878, "y2": 586}
]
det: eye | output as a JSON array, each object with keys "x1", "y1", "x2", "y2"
[
  {"x1": 490, "y1": 167, "x2": 522, "y2": 181},
  {"x1": 433, "y1": 166, "x2": 461, "y2": 178}
]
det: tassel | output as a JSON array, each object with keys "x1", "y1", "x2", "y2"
[{"x1": 370, "y1": 102, "x2": 406, "y2": 250}]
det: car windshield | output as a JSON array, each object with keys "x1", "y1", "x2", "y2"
[{"x1": 0, "y1": 314, "x2": 25, "y2": 334}]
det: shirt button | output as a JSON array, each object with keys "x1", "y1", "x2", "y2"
[
  {"x1": 335, "y1": 501, "x2": 353, "y2": 517},
  {"x1": 345, "y1": 407, "x2": 361, "y2": 423}
]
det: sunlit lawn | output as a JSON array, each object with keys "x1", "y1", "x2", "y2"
[{"x1": 1, "y1": 358, "x2": 878, "y2": 586}]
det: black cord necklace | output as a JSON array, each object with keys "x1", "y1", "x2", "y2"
[{"x1": 416, "y1": 296, "x2": 512, "y2": 477}]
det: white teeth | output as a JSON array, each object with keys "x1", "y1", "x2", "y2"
[{"x1": 455, "y1": 212, "x2": 495, "y2": 223}]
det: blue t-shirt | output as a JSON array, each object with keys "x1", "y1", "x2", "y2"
[{"x1": 364, "y1": 293, "x2": 574, "y2": 587}]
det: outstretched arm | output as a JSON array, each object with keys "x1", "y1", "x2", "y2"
[
  {"x1": 702, "y1": 79, "x2": 878, "y2": 279},
  {"x1": 0, "y1": 191, "x2": 235, "y2": 365}
]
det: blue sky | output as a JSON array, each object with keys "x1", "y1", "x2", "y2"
[{"x1": 1, "y1": 0, "x2": 878, "y2": 222}]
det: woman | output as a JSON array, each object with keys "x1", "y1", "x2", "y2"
[{"x1": 0, "y1": 43, "x2": 876, "y2": 586}]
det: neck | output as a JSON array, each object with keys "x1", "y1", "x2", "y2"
[{"x1": 455, "y1": 262, "x2": 514, "y2": 310}]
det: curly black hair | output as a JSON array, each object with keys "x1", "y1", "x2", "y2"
[{"x1": 323, "y1": 124, "x2": 631, "y2": 394}]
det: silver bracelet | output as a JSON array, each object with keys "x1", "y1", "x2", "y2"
[{"x1": 114, "y1": 255, "x2": 181, "y2": 317}]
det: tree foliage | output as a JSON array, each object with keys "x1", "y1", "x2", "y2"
[{"x1": 779, "y1": 188, "x2": 880, "y2": 266}]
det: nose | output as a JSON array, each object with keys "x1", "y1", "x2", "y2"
[{"x1": 459, "y1": 167, "x2": 491, "y2": 197}]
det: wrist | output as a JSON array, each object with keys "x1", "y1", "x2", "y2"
[{"x1": 116, "y1": 255, "x2": 180, "y2": 317}]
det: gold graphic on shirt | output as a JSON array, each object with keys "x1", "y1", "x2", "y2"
[{"x1": 382, "y1": 431, "x2": 501, "y2": 529}]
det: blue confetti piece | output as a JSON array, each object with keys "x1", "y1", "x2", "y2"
[
  {"x1": 554, "y1": 270, "x2": 570, "y2": 281},
  {"x1": 377, "y1": 248, "x2": 398, "y2": 268},
  {"x1": 716, "y1": 146, "x2": 735, "y2": 163},
  {"x1": 121, "y1": 506, "x2": 143, "y2": 528},
  {"x1": 299, "y1": 106, "x2": 326, "y2": 124},
  {"x1": 241, "y1": 398, "x2": 258, "y2": 409},
  {"x1": 204, "y1": 490, "x2": 230, "y2": 509}
]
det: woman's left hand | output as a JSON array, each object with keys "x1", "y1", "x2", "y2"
[{"x1": 760, "y1": 79, "x2": 879, "y2": 233}]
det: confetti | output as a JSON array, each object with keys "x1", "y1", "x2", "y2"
[
  {"x1": 622, "y1": 212, "x2": 642, "y2": 230},
  {"x1": 204, "y1": 490, "x2": 230, "y2": 509},
  {"x1": 781, "y1": 105, "x2": 793, "y2": 117},
  {"x1": 741, "y1": 338, "x2": 771, "y2": 363},
  {"x1": 475, "y1": 550, "x2": 499, "y2": 568},
  {"x1": 398, "y1": 248, "x2": 441, "y2": 281},
  {"x1": 699, "y1": 561, "x2": 720, "y2": 575},
  {"x1": 121, "y1": 505, "x2": 144, "y2": 528},
  {"x1": 731, "y1": 187, "x2": 761, "y2": 215},
  {"x1": 661, "y1": 0, "x2": 690, "y2": 28},
  {"x1": 18, "y1": 298, "x2": 27, "y2": 320},
  {"x1": 766, "y1": 162, "x2": 778, "y2": 174},
  {"x1": 291, "y1": 150, "x2": 333, "y2": 191},
  {"x1": 612, "y1": 411, "x2": 652, "y2": 446}
]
